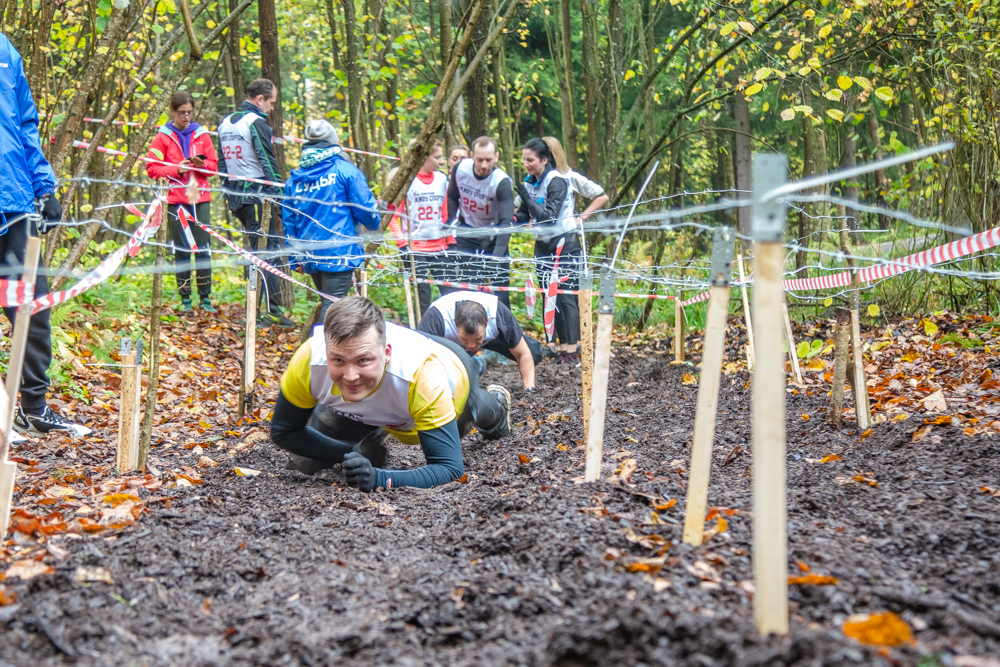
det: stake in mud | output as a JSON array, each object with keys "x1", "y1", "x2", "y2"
[
  {"x1": 116, "y1": 338, "x2": 144, "y2": 472},
  {"x1": 682, "y1": 227, "x2": 734, "y2": 546},
  {"x1": 750, "y1": 153, "x2": 789, "y2": 636}
]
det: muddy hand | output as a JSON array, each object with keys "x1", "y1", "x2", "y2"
[{"x1": 343, "y1": 452, "x2": 376, "y2": 492}]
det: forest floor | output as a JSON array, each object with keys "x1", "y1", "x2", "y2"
[{"x1": 2, "y1": 306, "x2": 1000, "y2": 666}]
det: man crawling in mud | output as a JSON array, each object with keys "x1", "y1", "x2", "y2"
[{"x1": 270, "y1": 296, "x2": 512, "y2": 491}]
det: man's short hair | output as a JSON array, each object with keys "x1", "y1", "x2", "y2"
[
  {"x1": 471, "y1": 136, "x2": 498, "y2": 153},
  {"x1": 323, "y1": 296, "x2": 386, "y2": 346},
  {"x1": 455, "y1": 301, "x2": 489, "y2": 336},
  {"x1": 245, "y1": 78, "x2": 275, "y2": 101}
]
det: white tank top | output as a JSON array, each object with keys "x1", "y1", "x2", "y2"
[
  {"x1": 522, "y1": 169, "x2": 575, "y2": 241},
  {"x1": 430, "y1": 291, "x2": 501, "y2": 346},
  {"x1": 306, "y1": 323, "x2": 461, "y2": 432},
  {"x1": 454, "y1": 158, "x2": 510, "y2": 228},
  {"x1": 405, "y1": 171, "x2": 448, "y2": 240},
  {"x1": 218, "y1": 111, "x2": 267, "y2": 180}
]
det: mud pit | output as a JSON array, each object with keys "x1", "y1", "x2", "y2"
[{"x1": 3, "y1": 346, "x2": 1000, "y2": 666}]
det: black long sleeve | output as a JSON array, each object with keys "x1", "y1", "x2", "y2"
[
  {"x1": 416, "y1": 307, "x2": 446, "y2": 337},
  {"x1": 446, "y1": 165, "x2": 461, "y2": 226},
  {"x1": 375, "y1": 420, "x2": 464, "y2": 489},
  {"x1": 269, "y1": 390, "x2": 355, "y2": 462}
]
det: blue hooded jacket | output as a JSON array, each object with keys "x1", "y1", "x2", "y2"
[
  {"x1": 282, "y1": 147, "x2": 380, "y2": 273},
  {"x1": 0, "y1": 34, "x2": 56, "y2": 214}
]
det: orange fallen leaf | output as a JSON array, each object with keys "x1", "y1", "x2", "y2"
[
  {"x1": 455, "y1": 474, "x2": 469, "y2": 484},
  {"x1": 801, "y1": 414, "x2": 810, "y2": 421},
  {"x1": 842, "y1": 611, "x2": 914, "y2": 647},
  {"x1": 554, "y1": 443, "x2": 568, "y2": 451},
  {"x1": 0, "y1": 585, "x2": 17, "y2": 606},
  {"x1": 818, "y1": 454, "x2": 842, "y2": 463},
  {"x1": 103, "y1": 493, "x2": 141, "y2": 507},
  {"x1": 234, "y1": 467, "x2": 261, "y2": 477},
  {"x1": 924, "y1": 415, "x2": 952, "y2": 425},
  {"x1": 858, "y1": 429, "x2": 873, "y2": 443},
  {"x1": 655, "y1": 498, "x2": 677, "y2": 511},
  {"x1": 912, "y1": 425, "x2": 933, "y2": 442},
  {"x1": 518, "y1": 453, "x2": 531, "y2": 464},
  {"x1": 705, "y1": 507, "x2": 740, "y2": 521},
  {"x1": 682, "y1": 373, "x2": 697, "y2": 386},
  {"x1": 796, "y1": 561, "x2": 811, "y2": 572},
  {"x1": 3, "y1": 559, "x2": 55, "y2": 582},
  {"x1": 853, "y1": 474, "x2": 878, "y2": 488},
  {"x1": 788, "y1": 574, "x2": 839, "y2": 585}
]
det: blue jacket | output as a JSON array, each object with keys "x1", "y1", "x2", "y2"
[
  {"x1": 0, "y1": 34, "x2": 56, "y2": 214},
  {"x1": 283, "y1": 148, "x2": 380, "y2": 273}
]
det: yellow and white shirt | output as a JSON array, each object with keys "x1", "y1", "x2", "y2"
[{"x1": 279, "y1": 323, "x2": 469, "y2": 444}]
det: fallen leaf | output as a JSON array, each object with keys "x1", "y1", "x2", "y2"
[
  {"x1": 3, "y1": 560, "x2": 54, "y2": 581},
  {"x1": 924, "y1": 415, "x2": 952, "y2": 425},
  {"x1": 686, "y1": 560, "x2": 721, "y2": 583},
  {"x1": 617, "y1": 458, "x2": 637, "y2": 482},
  {"x1": 455, "y1": 474, "x2": 468, "y2": 483},
  {"x1": 818, "y1": 454, "x2": 842, "y2": 463},
  {"x1": 955, "y1": 656, "x2": 1000, "y2": 667},
  {"x1": 234, "y1": 467, "x2": 260, "y2": 477},
  {"x1": 654, "y1": 498, "x2": 677, "y2": 511},
  {"x1": 923, "y1": 389, "x2": 947, "y2": 413},
  {"x1": 788, "y1": 574, "x2": 838, "y2": 585},
  {"x1": 0, "y1": 585, "x2": 16, "y2": 606},
  {"x1": 73, "y1": 566, "x2": 113, "y2": 584},
  {"x1": 702, "y1": 516, "x2": 728, "y2": 541},
  {"x1": 853, "y1": 474, "x2": 878, "y2": 488},
  {"x1": 103, "y1": 493, "x2": 141, "y2": 507},
  {"x1": 705, "y1": 507, "x2": 740, "y2": 521},
  {"x1": 842, "y1": 611, "x2": 915, "y2": 647},
  {"x1": 627, "y1": 555, "x2": 667, "y2": 574},
  {"x1": 801, "y1": 414, "x2": 811, "y2": 421},
  {"x1": 518, "y1": 453, "x2": 531, "y2": 464},
  {"x1": 796, "y1": 561, "x2": 811, "y2": 572},
  {"x1": 858, "y1": 429, "x2": 872, "y2": 443},
  {"x1": 44, "y1": 484, "x2": 76, "y2": 498},
  {"x1": 621, "y1": 526, "x2": 668, "y2": 550},
  {"x1": 682, "y1": 373, "x2": 697, "y2": 386},
  {"x1": 376, "y1": 503, "x2": 396, "y2": 516},
  {"x1": 198, "y1": 456, "x2": 217, "y2": 468},
  {"x1": 912, "y1": 425, "x2": 933, "y2": 442}
]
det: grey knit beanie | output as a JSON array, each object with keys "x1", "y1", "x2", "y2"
[{"x1": 304, "y1": 119, "x2": 339, "y2": 145}]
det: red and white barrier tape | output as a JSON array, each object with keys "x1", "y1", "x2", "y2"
[
  {"x1": 680, "y1": 224, "x2": 1000, "y2": 307},
  {"x1": 0, "y1": 279, "x2": 33, "y2": 308},
  {"x1": 81, "y1": 118, "x2": 400, "y2": 161},
  {"x1": 31, "y1": 199, "x2": 163, "y2": 315}
]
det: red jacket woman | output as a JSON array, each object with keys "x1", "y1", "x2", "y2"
[{"x1": 145, "y1": 104, "x2": 218, "y2": 205}]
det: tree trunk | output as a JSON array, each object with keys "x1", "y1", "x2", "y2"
[
  {"x1": 733, "y1": 90, "x2": 752, "y2": 237},
  {"x1": 796, "y1": 113, "x2": 814, "y2": 269},
  {"x1": 258, "y1": 0, "x2": 285, "y2": 177},
  {"x1": 559, "y1": 0, "x2": 577, "y2": 167},
  {"x1": 531, "y1": 94, "x2": 544, "y2": 139},
  {"x1": 228, "y1": 0, "x2": 245, "y2": 98},
  {"x1": 465, "y1": 15, "x2": 490, "y2": 139},
  {"x1": 440, "y1": 0, "x2": 455, "y2": 147},
  {"x1": 26, "y1": 0, "x2": 55, "y2": 103},
  {"x1": 841, "y1": 127, "x2": 859, "y2": 235},
  {"x1": 491, "y1": 33, "x2": 514, "y2": 175},
  {"x1": 138, "y1": 218, "x2": 168, "y2": 467},
  {"x1": 602, "y1": 0, "x2": 624, "y2": 193},
  {"x1": 867, "y1": 113, "x2": 890, "y2": 229},
  {"x1": 580, "y1": 0, "x2": 600, "y2": 179},
  {"x1": 342, "y1": 0, "x2": 374, "y2": 179}
]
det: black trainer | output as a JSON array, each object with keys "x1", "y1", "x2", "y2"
[
  {"x1": 284, "y1": 453, "x2": 334, "y2": 475},
  {"x1": 14, "y1": 406, "x2": 92, "y2": 437},
  {"x1": 481, "y1": 384, "x2": 512, "y2": 440},
  {"x1": 258, "y1": 312, "x2": 297, "y2": 329}
]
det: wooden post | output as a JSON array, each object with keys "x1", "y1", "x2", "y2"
[
  {"x1": 0, "y1": 235, "x2": 41, "y2": 537},
  {"x1": 579, "y1": 275, "x2": 594, "y2": 445},
  {"x1": 360, "y1": 269, "x2": 368, "y2": 298},
  {"x1": 850, "y1": 301, "x2": 871, "y2": 429},
  {"x1": 830, "y1": 307, "x2": 851, "y2": 428},
  {"x1": 584, "y1": 273, "x2": 614, "y2": 482},
  {"x1": 402, "y1": 268, "x2": 416, "y2": 328},
  {"x1": 674, "y1": 293, "x2": 685, "y2": 362},
  {"x1": 239, "y1": 271, "x2": 258, "y2": 419},
  {"x1": 736, "y1": 252, "x2": 755, "y2": 369},
  {"x1": 750, "y1": 154, "x2": 789, "y2": 636},
  {"x1": 782, "y1": 300, "x2": 803, "y2": 385},
  {"x1": 683, "y1": 227, "x2": 733, "y2": 546},
  {"x1": 116, "y1": 339, "x2": 143, "y2": 472}
]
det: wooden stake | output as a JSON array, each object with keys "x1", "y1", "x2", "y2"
[
  {"x1": 782, "y1": 300, "x2": 803, "y2": 385},
  {"x1": 0, "y1": 235, "x2": 41, "y2": 537},
  {"x1": 239, "y1": 271, "x2": 258, "y2": 419},
  {"x1": 750, "y1": 154, "x2": 788, "y2": 636},
  {"x1": 360, "y1": 269, "x2": 369, "y2": 298},
  {"x1": 402, "y1": 269, "x2": 416, "y2": 328},
  {"x1": 674, "y1": 293, "x2": 685, "y2": 362},
  {"x1": 138, "y1": 210, "x2": 167, "y2": 467},
  {"x1": 116, "y1": 341, "x2": 142, "y2": 472},
  {"x1": 830, "y1": 307, "x2": 851, "y2": 428},
  {"x1": 850, "y1": 304, "x2": 871, "y2": 429},
  {"x1": 683, "y1": 227, "x2": 734, "y2": 546},
  {"x1": 584, "y1": 273, "x2": 614, "y2": 482},
  {"x1": 736, "y1": 252, "x2": 755, "y2": 369},
  {"x1": 579, "y1": 279, "x2": 594, "y2": 445}
]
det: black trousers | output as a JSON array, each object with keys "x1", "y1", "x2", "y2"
[
  {"x1": 0, "y1": 213, "x2": 50, "y2": 414},
  {"x1": 483, "y1": 334, "x2": 544, "y2": 365},
  {"x1": 310, "y1": 270, "x2": 354, "y2": 322},
  {"x1": 233, "y1": 202, "x2": 283, "y2": 314},
  {"x1": 167, "y1": 203, "x2": 212, "y2": 299},
  {"x1": 454, "y1": 234, "x2": 511, "y2": 309},
  {"x1": 405, "y1": 248, "x2": 457, "y2": 316},
  {"x1": 307, "y1": 332, "x2": 504, "y2": 442},
  {"x1": 535, "y1": 241, "x2": 582, "y2": 347}
]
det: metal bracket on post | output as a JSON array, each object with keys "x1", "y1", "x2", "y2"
[
  {"x1": 752, "y1": 155, "x2": 789, "y2": 242},
  {"x1": 120, "y1": 338, "x2": 132, "y2": 357},
  {"x1": 597, "y1": 271, "x2": 615, "y2": 315},
  {"x1": 248, "y1": 269, "x2": 259, "y2": 292},
  {"x1": 711, "y1": 227, "x2": 735, "y2": 288},
  {"x1": 135, "y1": 339, "x2": 144, "y2": 368}
]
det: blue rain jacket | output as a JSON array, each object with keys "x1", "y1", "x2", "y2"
[
  {"x1": 282, "y1": 151, "x2": 380, "y2": 272},
  {"x1": 0, "y1": 34, "x2": 56, "y2": 215}
]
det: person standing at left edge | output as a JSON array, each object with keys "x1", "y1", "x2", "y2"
[{"x1": 0, "y1": 34, "x2": 90, "y2": 436}]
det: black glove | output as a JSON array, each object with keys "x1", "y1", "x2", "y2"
[
  {"x1": 516, "y1": 182, "x2": 547, "y2": 222},
  {"x1": 37, "y1": 194, "x2": 62, "y2": 233},
  {"x1": 343, "y1": 452, "x2": 377, "y2": 492}
]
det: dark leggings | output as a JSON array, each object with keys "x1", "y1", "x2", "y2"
[
  {"x1": 0, "y1": 212, "x2": 50, "y2": 413},
  {"x1": 535, "y1": 242, "x2": 581, "y2": 347},
  {"x1": 167, "y1": 203, "x2": 213, "y2": 299},
  {"x1": 454, "y1": 234, "x2": 511, "y2": 310},
  {"x1": 310, "y1": 270, "x2": 354, "y2": 321},
  {"x1": 407, "y1": 248, "x2": 457, "y2": 316}
]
